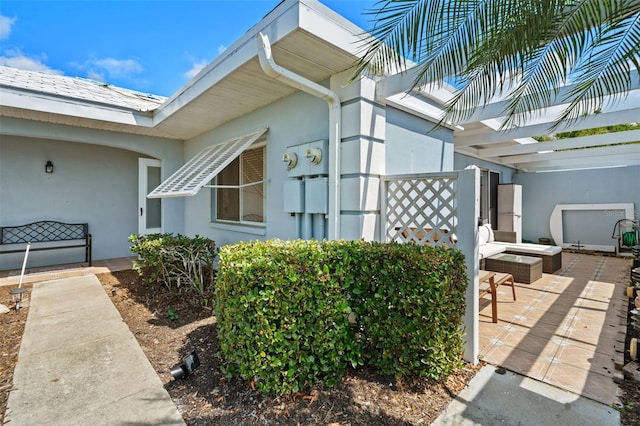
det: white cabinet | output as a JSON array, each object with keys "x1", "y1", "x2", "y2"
[{"x1": 498, "y1": 184, "x2": 522, "y2": 243}]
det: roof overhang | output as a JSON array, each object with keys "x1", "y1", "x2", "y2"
[
  {"x1": 0, "y1": 0, "x2": 366, "y2": 142},
  {"x1": 152, "y1": 0, "x2": 366, "y2": 139}
]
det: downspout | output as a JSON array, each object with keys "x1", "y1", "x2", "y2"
[{"x1": 256, "y1": 32, "x2": 341, "y2": 240}]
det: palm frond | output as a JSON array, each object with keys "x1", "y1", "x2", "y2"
[{"x1": 357, "y1": 0, "x2": 640, "y2": 130}]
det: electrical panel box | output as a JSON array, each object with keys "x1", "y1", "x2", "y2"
[
  {"x1": 305, "y1": 177, "x2": 329, "y2": 214},
  {"x1": 285, "y1": 140, "x2": 329, "y2": 178},
  {"x1": 283, "y1": 180, "x2": 304, "y2": 213}
]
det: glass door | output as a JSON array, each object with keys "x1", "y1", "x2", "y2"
[{"x1": 138, "y1": 158, "x2": 162, "y2": 235}]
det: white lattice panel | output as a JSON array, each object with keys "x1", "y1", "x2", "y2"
[{"x1": 384, "y1": 174, "x2": 459, "y2": 248}]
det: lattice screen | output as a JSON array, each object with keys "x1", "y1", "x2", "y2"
[{"x1": 384, "y1": 174, "x2": 458, "y2": 248}]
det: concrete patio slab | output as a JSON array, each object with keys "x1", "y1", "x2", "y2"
[{"x1": 432, "y1": 365, "x2": 620, "y2": 426}]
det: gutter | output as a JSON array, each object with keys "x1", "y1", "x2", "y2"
[{"x1": 256, "y1": 32, "x2": 341, "y2": 240}]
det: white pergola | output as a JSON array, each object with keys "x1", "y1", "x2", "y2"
[{"x1": 376, "y1": 68, "x2": 640, "y2": 173}]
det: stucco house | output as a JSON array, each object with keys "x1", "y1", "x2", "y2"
[{"x1": 1, "y1": 0, "x2": 639, "y2": 273}]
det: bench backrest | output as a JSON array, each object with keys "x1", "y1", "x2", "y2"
[{"x1": 0, "y1": 221, "x2": 88, "y2": 245}]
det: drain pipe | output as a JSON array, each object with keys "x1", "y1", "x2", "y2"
[{"x1": 256, "y1": 32, "x2": 341, "y2": 240}]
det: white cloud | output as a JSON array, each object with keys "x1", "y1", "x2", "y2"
[
  {"x1": 71, "y1": 57, "x2": 143, "y2": 81},
  {"x1": 217, "y1": 45, "x2": 227, "y2": 55},
  {"x1": 184, "y1": 59, "x2": 208, "y2": 79},
  {"x1": 0, "y1": 15, "x2": 16, "y2": 40},
  {"x1": 0, "y1": 49, "x2": 62, "y2": 74}
]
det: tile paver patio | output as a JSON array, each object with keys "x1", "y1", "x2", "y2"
[{"x1": 479, "y1": 252, "x2": 631, "y2": 406}]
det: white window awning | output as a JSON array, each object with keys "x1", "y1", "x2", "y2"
[{"x1": 147, "y1": 128, "x2": 268, "y2": 198}]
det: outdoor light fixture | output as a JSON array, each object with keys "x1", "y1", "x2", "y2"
[
  {"x1": 170, "y1": 350, "x2": 201, "y2": 379},
  {"x1": 9, "y1": 288, "x2": 26, "y2": 313},
  {"x1": 45, "y1": 161, "x2": 54, "y2": 173}
]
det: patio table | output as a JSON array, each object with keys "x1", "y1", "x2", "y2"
[{"x1": 485, "y1": 253, "x2": 542, "y2": 284}]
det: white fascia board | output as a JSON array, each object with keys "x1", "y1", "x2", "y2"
[
  {"x1": 153, "y1": 0, "x2": 301, "y2": 126},
  {"x1": 1, "y1": 89, "x2": 154, "y2": 127},
  {"x1": 298, "y1": 0, "x2": 366, "y2": 57},
  {"x1": 456, "y1": 107, "x2": 640, "y2": 147},
  {"x1": 476, "y1": 129, "x2": 640, "y2": 158}
]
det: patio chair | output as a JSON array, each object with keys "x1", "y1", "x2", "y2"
[{"x1": 479, "y1": 270, "x2": 516, "y2": 323}]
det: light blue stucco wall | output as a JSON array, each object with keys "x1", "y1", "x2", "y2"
[
  {"x1": 182, "y1": 91, "x2": 329, "y2": 247},
  {"x1": 513, "y1": 166, "x2": 640, "y2": 244},
  {"x1": 0, "y1": 122, "x2": 184, "y2": 270},
  {"x1": 454, "y1": 153, "x2": 515, "y2": 183},
  {"x1": 385, "y1": 107, "x2": 455, "y2": 174}
]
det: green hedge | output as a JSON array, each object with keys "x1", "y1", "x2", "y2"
[
  {"x1": 215, "y1": 239, "x2": 468, "y2": 395},
  {"x1": 215, "y1": 240, "x2": 360, "y2": 395},
  {"x1": 343, "y1": 242, "x2": 467, "y2": 378}
]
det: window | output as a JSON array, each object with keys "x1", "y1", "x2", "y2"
[
  {"x1": 480, "y1": 169, "x2": 500, "y2": 227},
  {"x1": 213, "y1": 145, "x2": 265, "y2": 224}
]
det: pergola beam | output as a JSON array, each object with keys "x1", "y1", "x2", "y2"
[
  {"x1": 504, "y1": 141, "x2": 640, "y2": 165},
  {"x1": 458, "y1": 70, "x2": 640, "y2": 125},
  {"x1": 515, "y1": 152, "x2": 640, "y2": 172},
  {"x1": 455, "y1": 107, "x2": 640, "y2": 147},
  {"x1": 474, "y1": 129, "x2": 640, "y2": 158}
]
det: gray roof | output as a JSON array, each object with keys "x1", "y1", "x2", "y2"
[{"x1": 0, "y1": 65, "x2": 166, "y2": 112}]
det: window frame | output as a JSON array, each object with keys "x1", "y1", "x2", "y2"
[{"x1": 210, "y1": 141, "x2": 266, "y2": 229}]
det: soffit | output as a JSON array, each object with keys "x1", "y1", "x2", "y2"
[{"x1": 154, "y1": 30, "x2": 361, "y2": 140}]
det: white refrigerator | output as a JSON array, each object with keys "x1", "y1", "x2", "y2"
[{"x1": 498, "y1": 184, "x2": 522, "y2": 243}]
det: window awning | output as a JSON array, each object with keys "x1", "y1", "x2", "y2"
[{"x1": 147, "y1": 128, "x2": 268, "y2": 198}]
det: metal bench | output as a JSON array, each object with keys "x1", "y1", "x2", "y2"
[{"x1": 0, "y1": 221, "x2": 92, "y2": 266}]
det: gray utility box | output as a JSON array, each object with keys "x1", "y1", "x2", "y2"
[
  {"x1": 305, "y1": 177, "x2": 328, "y2": 214},
  {"x1": 283, "y1": 180, "x2": 304, "y2": 213}
]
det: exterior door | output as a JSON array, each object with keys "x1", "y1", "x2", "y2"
[{"x1": 138, "y1": 158, "x2": 162, "y2": 235}]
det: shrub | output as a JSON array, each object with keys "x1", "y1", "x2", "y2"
[
  {"x1": 129, "y1": 233, "x2": 217, "y2": 299},
  {"x1": 215, "y1": 239, "x2": 361, "y2": 395},
  {"x1": 343, "y1": 242, "x2": 468, "y2": 378},
  {"x1": 215, "y1": 239, "x2": 468, "y2": 395}
]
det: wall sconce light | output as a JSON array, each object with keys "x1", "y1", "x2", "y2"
[{"x1": 45, "y1": 161, "x2": 54, "y2": 174}]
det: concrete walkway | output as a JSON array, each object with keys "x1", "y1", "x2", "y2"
[
  {"x1": 432, "y1": 365, "x2": 620, "y2": 426},
  {"x1": 4, "y1": 275, "x2": 185, "y2": 426}
]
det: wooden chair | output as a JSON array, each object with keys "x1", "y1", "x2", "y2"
[{"x1": 479, "y1": 270, "x2": 516, "y2": 323}]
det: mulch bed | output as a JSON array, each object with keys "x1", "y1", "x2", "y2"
[{"x1": 96, "y1": 270, "x2": 482, "y2": 425}]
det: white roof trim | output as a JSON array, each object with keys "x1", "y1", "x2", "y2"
[{"x1": 147, "y1": 128, "x2": 268, "y2": 199}]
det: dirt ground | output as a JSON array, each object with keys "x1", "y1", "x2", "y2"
[{"x1": 2, "y1": 268, "x2": 639, "y2": 425}]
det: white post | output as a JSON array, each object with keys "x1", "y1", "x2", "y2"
[
  {"x1": 457, "y1": 166, "x2": 480, "y2": 363},
  {"x1": 18, "y1": 242, "x2": 31, "y2": 289}
]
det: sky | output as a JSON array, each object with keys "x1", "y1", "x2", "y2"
[{"x1": 0, "y1": 0, "x2": 378, "y2": 97}]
